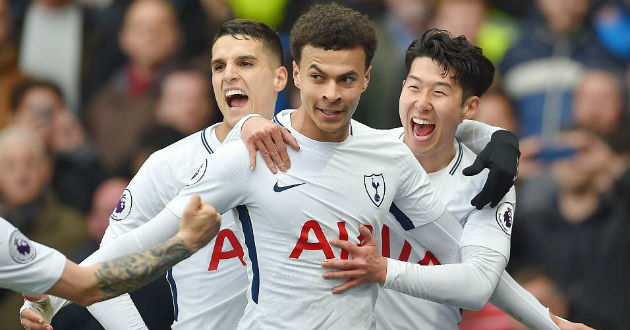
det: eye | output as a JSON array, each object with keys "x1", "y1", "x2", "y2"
[
  {"x1": 240, "y1": 61, "x2": 253, "y2": 67},
  {"x1": 434, "y1": 90, "x2": 447, "y2": 96},
  {"x1": 408, "y1": 85, "x2": 419, "y2": 90},
  {"x1": 311, "y1": 74, "x2": 323, "y2": 81},
  {"x1": 340, "y1": 76, "x2": 356, "y2": 84},
  {"x1": 213, "y1": 64, "x2": 225, "y2": 72}
]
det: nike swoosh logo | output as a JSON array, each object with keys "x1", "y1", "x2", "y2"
[{"x1": 273, "y1": 182, "x2": 305, "y2": 192}]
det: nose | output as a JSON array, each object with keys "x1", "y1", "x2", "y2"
[
  {"x1": 322, "y1": 80, "x2": 341, "y2": 103},
  {"x1": 414, "y1": 90, "x2": 432, "y2": 112},
  {"x1": 223, "y1": 63, "x2": 238, "y2": 82}
]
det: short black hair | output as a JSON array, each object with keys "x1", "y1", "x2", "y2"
[
  {"x1": 11, "y1": 80, "x2": 65, "y2": 112},
  {"x1": 290, "y1": 3, "x2": 377, "y2": 69},
  {"x1": 212, "y1": 19, "x2": 284, "y2": 66},
  {"x1": 405, "y1": 29, "x2": 495, "y2": 102}
]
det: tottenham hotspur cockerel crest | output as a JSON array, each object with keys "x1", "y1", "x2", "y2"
[{"x1": 364, "y1": 174, "x2": 386, "y2": 207}]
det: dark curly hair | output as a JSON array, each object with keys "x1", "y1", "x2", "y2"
[
  {"x1": 405, "y1": 29, "x2": 495, "y2": 102},
  {"x1": 212, "y1": 19, "x2": 284, "y2": 66},
  {"x1": 290, "y1": 3, "x2": 377, "y2": 69}
]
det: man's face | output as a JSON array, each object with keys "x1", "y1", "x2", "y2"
[
  {"x1": 211, "y1": 35, "x2": 285, "y2": 126},
  {"x1": 120, "y1": 0, "x2": 179, "y2": 67},
  {"x1": 13, "y1": 87, "x2": 65, "y2": 146},
  {"x1": 0, "y1": 139, "x2": 50, "y2": 208},
  {"x1": 157, "y1": 72, "x2": 215, "y2": 134},
  {"x1": 399, "y1": 57, "x2": 477, "y2": 159},
  {"x1": 293, "y1": 45, "x2": 370, "y2": 142}
]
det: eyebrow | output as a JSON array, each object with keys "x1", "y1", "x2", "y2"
[
  {"x1": 211, "y1": 55, "x2": 258, "y2": 66},
  {"x1": 407, "y1": 74, "x2": 452, "y2": 89},
  {"x1": 309, "y1": 64, "x2": 359, "y2": 78}
]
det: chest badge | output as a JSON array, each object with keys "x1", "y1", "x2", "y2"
[{"x1": 364, "y1": 174, "x2": 386, "y2": 207}]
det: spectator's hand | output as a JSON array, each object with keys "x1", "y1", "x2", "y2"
[
  {"x1": 321, "y1": 225, "x2": 387, "y2": 293},
  {"x1": 463, "y1": 130, "x2": 520, "y2": 209},
  {"x1": 550, "y1": 312, "x2": 594, "y2": 330},
  {"x1": 241, "y1": 116, "x2": 299, "y2": 174},
  {"x1": 517, "y1": 136, "x2": 544, "y2": 178},
  {"x1": 51, "y1": 112, "x2": 85, "y2": 154},
  {"x1": 177, "y1": 195, "x2": 221, "y2": 252}
]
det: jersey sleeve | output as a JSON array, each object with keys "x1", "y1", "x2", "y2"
[
  {"x1": 0, "y1": 222, "x2": 66, "y2": 295},
  {"x1": 455, "y1": 120, "x2": 501, "y2": 154},
  {"x1": 391, "y1": 149, "x2": 445, "y2": 228},
  {"x1": 166, "y1": 141, "x2": 253, "y2": 217},
  {"x1": 489, "y1": 271, "x2": 560, "y2": 329},
  {"x1": 460, "y1": 186, "x2": 516, "y2": 260}
]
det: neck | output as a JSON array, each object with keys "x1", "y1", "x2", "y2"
[
  {"x1": 414, "y1": 140, "x2": 456, "y2": 173},
  {"x1": 214, "y1": 122, "x2": 232, "y2": 142},
  {"x1": 129, "y1": 62, "x2": 156, "y2": 81},
  {"x1": 291, "y1": 109, "x2": 349, "y2": 142},
  {"x1": 558, "y1": 189, "x2": 599, "y2": 224}
]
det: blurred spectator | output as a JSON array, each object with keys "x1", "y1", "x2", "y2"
[
  {"x1": 85, "y1": 0, "x2": 181, "y2": 176},
  {"x1": 0, "y1": 0, "x2": 28, "y2": 128},
  {"x1": 131, "y1": 125, "x2": 184, "y2": 175},
  {"x1": 83, "y1": 0, "x2": 216, "y2": 105},
  {"x1": 572, "y1": 68, "x2": 630, "y2": 153},
  {"x1": 356, "y1": 0, "x2": 436, "y2": 129},
  {"x1": 499, "y1": 0, "x2": 621, "y2": 139},
  {"x1": 432, "y1": 0, "x2": 487, "y2": 44},
  {"x1": 475, "y1": 89, "x2": 519, "y2": 133},
  {"x1": 155, "y1": 66, "x2": 218, "y2": 135},
  {"x1": 10, "y1": 79, "x2": 108, "y2": 212},
  {"x1": 510, "y1": 129, "x2": 629, "y2": 329},
  {"x1": 12, "y1": 0, "x2": 100, "y2": 113},
  {"x1": 0, "y1": 126, "x2": 88, "y2": 329}
]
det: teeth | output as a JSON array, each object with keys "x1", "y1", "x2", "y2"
[
  {"x1": 322, "y1": 110, "x2": 336, "y2": 115},
  {"x1": 412, "y1": 118, "x2": 434, "y2": 125},
  {"x1": 225, "y1": 89, "x2": 246, "y2": 97}
]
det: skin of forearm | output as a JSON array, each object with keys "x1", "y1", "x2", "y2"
[{"x1": 92, "y1": 236, "x2": 193, "y2": 303}]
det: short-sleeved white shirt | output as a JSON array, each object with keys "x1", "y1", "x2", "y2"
[
  {"x1": 166, "y1": 110, "x2": 445, "y2": 330},
  {"x1": 375, "y1": 128, "x2": 516, "y2": 330},
  {"x1": 102, "y1": 123, "x2": 248, "y2": 330},
  {"x1": 0, "y1": 218, "x2": 66, "y2": 295}
]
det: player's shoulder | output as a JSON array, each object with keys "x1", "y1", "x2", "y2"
[
  {"x1": 350, "y1": 121, "x2": 409, "y2": 151},
  {"x1": 150, "y1": 125, "x2": 218, "y2": 162}
]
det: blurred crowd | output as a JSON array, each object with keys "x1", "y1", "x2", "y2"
[{"x1": 0, "y1": 0, "x2": 627, "y2": 329}]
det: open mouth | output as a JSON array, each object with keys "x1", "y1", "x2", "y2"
[
  {"x1": 411, "y1": 118, "x2": 435, "y2": 141},
  {"x1": 225, "y1": 89, "x2": 249, "y2": 108},
  {"x1": 316, "y1": 106, "x2": 342, "y2": 117}
]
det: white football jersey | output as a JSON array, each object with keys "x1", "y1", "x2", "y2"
[
  {"x1": 102, "y1": 123, "x2": 248, "y2": 330},
  {"x1": 166, "y1": 110, "x2": 445, "y2": 330},
  {"x1": 375, "y1": 127, "x2": 516, "y2": 330},
  {"x1": 0, "y1": 218, "x2": 66, "y2": 295}
]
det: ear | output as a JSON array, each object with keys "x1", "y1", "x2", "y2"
[
  {"x1": 274, "y1": 66, "x2": 288, "y2": 92},
  {"x1": 292, "y1": 61, "x2": 301, "y2": 89},
  {"x1": 362, "y1": 65, "x2": 372, "y2": 92},
  {"x1": 462, "y1": 95, "x2": 480, "y2": 120}
]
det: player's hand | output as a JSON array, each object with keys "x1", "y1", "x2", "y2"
[
  {"x1": 550, "y1": 312, "x2": 594, "y2": 330},
  {"x1": 20, "y1": 307, "x2": 53, "y2": 330},
  {"x1": 463, "y1": 130, "x2": 520, "y2": 209},
  {"x1": 177, "y1": 195, "x2": 221, "y2": 252},
  {"x1": 321, "y1": 225, "x2": 387, "y2": 293},
  {"x1": 241, "y1": 116, "x2": 299, "y2": 174}
]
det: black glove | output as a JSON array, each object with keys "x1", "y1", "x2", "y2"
[{"x1": 463, "y1": 130, "x2": 520, "y2": 210}]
